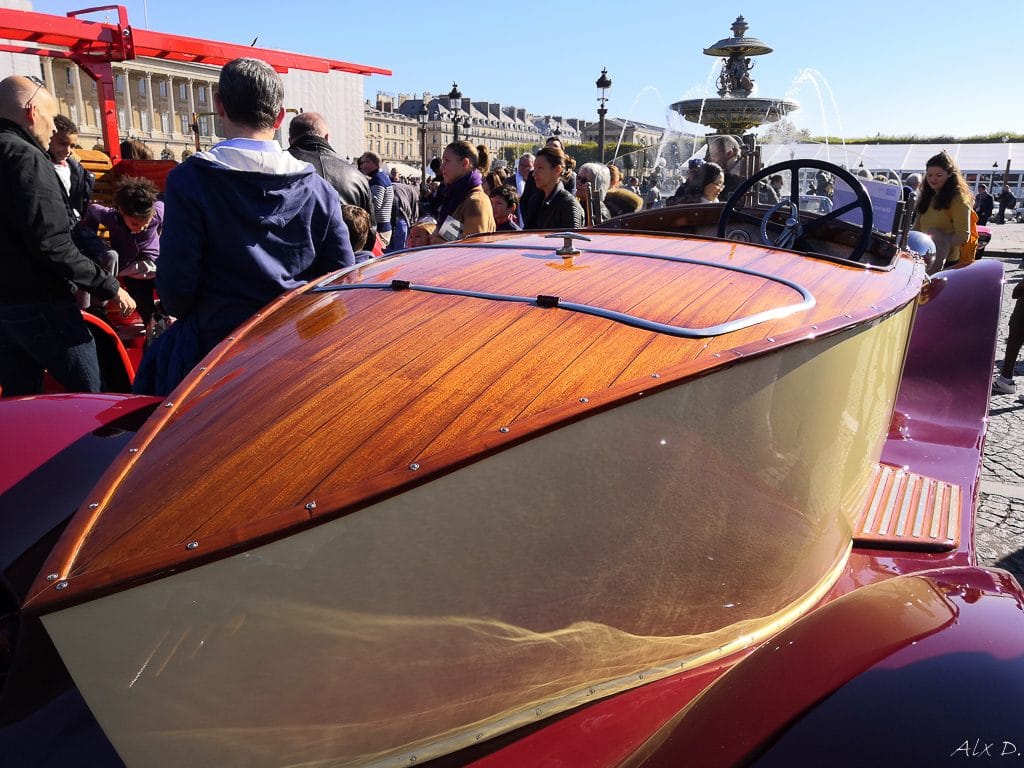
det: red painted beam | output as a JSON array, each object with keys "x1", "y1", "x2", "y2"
[
  {"x1": 0, "y1": 5, "x2": 390, "y2": 161},
  {"x1": 129, "y1": 28, "x2": 390, "y2": 75},
  {"x1": 0, "y1": 7, "x2": 390, "y2": 76}
]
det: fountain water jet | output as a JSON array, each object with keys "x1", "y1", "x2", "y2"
[
  {"x1": 612, "y1": 85, "x2": 664, "y2": 159},
  {"x1": 785, "y1": 68, "x2": 847, "y2": 157}
]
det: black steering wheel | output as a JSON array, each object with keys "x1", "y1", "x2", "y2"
[{"x1": 716, "y1": 159, "x2": 874, "y2": 262}]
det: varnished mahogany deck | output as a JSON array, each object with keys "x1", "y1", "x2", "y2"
[{"x1": 27, "y1": 231, "x2": 925, "y2": 610}]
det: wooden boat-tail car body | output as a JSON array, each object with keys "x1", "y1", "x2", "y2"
[{"x1": 2, "y1": 162, "x2": 1022, "y2": 767}]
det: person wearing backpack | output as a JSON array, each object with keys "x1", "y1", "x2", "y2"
[{"x1": 913, "y1": 151, "x2": 973, "y2": 270}]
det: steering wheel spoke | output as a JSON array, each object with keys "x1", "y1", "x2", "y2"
[{"x1": 800, "y1": 199, "x2": 864, "y2": 234}]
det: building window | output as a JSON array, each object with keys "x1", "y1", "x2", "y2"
[
  {"x1": 93, "y1": 106, "x2": 101, "y2": 127},
  {"x1": 140, "y1": 111, "x2": 150, "y2": 132},
  {"x1": 179, "y1": 83, "x2": 188, "y2": 101},
  {"x1": 117, "y1": 107, "x2": 126, "y2": 129},
  {"x1": 161, "y1": 112, "x2": 170, "y2": 133},
  {"x1": 198, "y1": 86, "x2": 207, "y2": 105},
  {"x1": 139, "y1": 79, "x2": 146, "y2": 97},
  {"x1": 199, "y1": 115, "x2": 209, "y2": 135},
  {"x1": 159, "y1": 80, "x2": 168, "y2": 98},
  {"x1": 115, "y1": 74, "x2": 124, "y2": 93},
  {"x1": 65, "y1": 67, "x2": 73, "y2": 87},
  {"x1": 181, "y1": 114, "x2": 191, "y2": 134}
]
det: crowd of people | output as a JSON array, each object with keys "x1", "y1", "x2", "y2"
[
  {"x1": 0, "y1": 61, "x2": 614, "y2": 399},
  {"x1": 2, "y1": 58, "x2": 1020, "y2": 406}
]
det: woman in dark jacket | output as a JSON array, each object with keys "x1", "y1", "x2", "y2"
[{"x1": 524, "y1": 145, "x2": 584, "y2": 230}]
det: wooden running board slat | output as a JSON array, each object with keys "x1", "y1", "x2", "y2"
[{"x1": 853, "y1": 464, "x2": 960, "y2": 551}]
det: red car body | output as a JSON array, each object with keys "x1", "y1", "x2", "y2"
[
  {"x1": 1, "y1": 164, "x2": 1021, "y2": 767},
  {"x1": 977, "y1": 224, "x2": 992, "y2": 253}
]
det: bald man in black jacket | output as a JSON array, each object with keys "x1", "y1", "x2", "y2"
[
  {"x1": 287, "y1": 111, "x2": 376, "y2": 242},
  {"x1": 0, "y1": 75, "x2": 134, "y2": 395}
]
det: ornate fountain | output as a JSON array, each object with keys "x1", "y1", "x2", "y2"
[{"x1": 670, "y1": 16, "x2": 798, "y2": 135}]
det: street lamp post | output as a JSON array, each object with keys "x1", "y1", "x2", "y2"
[
  {"x1": 418, "y1": 102, "x2": 429, "y2": 182},
  {"x1": 447, "y1": 82, "x2": 462, "y2": 143},
  {"x1": 596, "y1": 68, "x2": 611, "y2": 163},
  {"x1": 1003, "y1": 136, "x2": 1013, "y2": 198}
]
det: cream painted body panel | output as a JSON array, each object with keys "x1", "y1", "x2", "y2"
[{"x1": 43, "y1": 306, "x2": 914, "y2": 768}]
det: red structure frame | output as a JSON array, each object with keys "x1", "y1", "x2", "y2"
[{"x1": 0, "y1": 5, "x2": 390, "y2": 162}]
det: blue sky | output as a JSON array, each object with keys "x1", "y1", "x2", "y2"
[{"x1": 31, "y1": 0, "x2": 1024, "y2": 139}]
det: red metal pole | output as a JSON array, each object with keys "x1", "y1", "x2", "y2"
[{"x1": 74, "y1": 58, "x2": 120, "y2": 162}]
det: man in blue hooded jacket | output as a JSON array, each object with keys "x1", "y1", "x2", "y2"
[{"x1": 153, "y1": 58, "x2": 353, "y2": 389}]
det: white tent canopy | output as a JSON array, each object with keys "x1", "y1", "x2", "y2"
[
  {"x1": 760, "y1": 142, "x2": 1021, "y2": 186},
  {"x1": 386, "y1": 162, "x2": 421, "y2": 179}
]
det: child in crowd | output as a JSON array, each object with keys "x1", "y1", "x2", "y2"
[
  {"x1": 490, "y1": 186, "x2": 521, "y2": 231},
  {"x1": 341, "y1": 205, "x2": 375, "y2": 263},
  {"x1": 407, "y1": 220, "x2": 436, "y2": 248},
  {"x1": 47, "y1": 115, "x2": 112, "y2": 313},
  {"x1": 47, "y1": 114, "x2": 93, "y2": 220},
  {"x1": 77, "y1": 177, "x2": 163, "y2": 326}
]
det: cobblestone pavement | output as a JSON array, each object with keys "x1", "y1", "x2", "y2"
[{"x1": 974, "y1": 223, "x2": 1024, "y2": 581}]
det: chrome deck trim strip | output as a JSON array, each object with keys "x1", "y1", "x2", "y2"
[{"x1": 314, "y1": 244, "x2": 816, "y2": 339}]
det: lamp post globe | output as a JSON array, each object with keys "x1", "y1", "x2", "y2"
[{"x1": 448, "y1": 82, "x2": 462, "y2": 143}]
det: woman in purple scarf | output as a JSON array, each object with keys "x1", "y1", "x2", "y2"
[{"x1": 430, "y1": 141, "x2": 496, "y2": 243}]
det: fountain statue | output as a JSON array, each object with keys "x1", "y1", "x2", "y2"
[{"x1": 671, "y1": 16, "x2": 798, "y2": 136}]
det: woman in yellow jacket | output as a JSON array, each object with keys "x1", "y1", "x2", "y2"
[
  {"x1": 430, "y1": 141, "x2": 496, "y2": 243},
  {"x1": 913, "y1": 151, "x2": 974, "y2": 271}
]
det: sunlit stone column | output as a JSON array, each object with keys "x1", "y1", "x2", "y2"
[
  {"x1": 146, "y1": 73, "x2": 155, "y2": 136},
  {"x1": 167, "y1": 76, "x2": 176, "y2": 136},
  {"x1": 41, "y1": 56, "x2": 54, "y2": 91},
  {"x1": 120, "y1": 67, "x2": 134, "y2": 134}
]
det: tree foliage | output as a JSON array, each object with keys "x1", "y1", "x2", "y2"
[{"x1": 562, "y1": 142, "x2": 647, "y2": 166}]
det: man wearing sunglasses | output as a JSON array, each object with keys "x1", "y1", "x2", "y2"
[{"x1": 0, "y1": 75, "x2": 136, "y2": 396}]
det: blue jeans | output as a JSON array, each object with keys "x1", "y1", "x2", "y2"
[
  {"x1": 385, "y1": 216, "x2": 410, "y2": 253},
  {"x1": 0, "y1": 302, "x2": 101, "y2": 396}
]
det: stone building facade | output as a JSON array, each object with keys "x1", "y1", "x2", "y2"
[
  {"x1": 39, "y1": 56, "x2": 223, "y2": 160},
  {"x1": 579, "y1": 117, "x2": 664, "y2": 149},
  {"x1": 389, "y1": 91, "x2": 556, "y2": 170},
  {"x1": 34, "y1": 56, "x2": 367, "y2": 162},
  {"x1": 364, "y1": 94, "x2": 420, "y2": 166}
]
